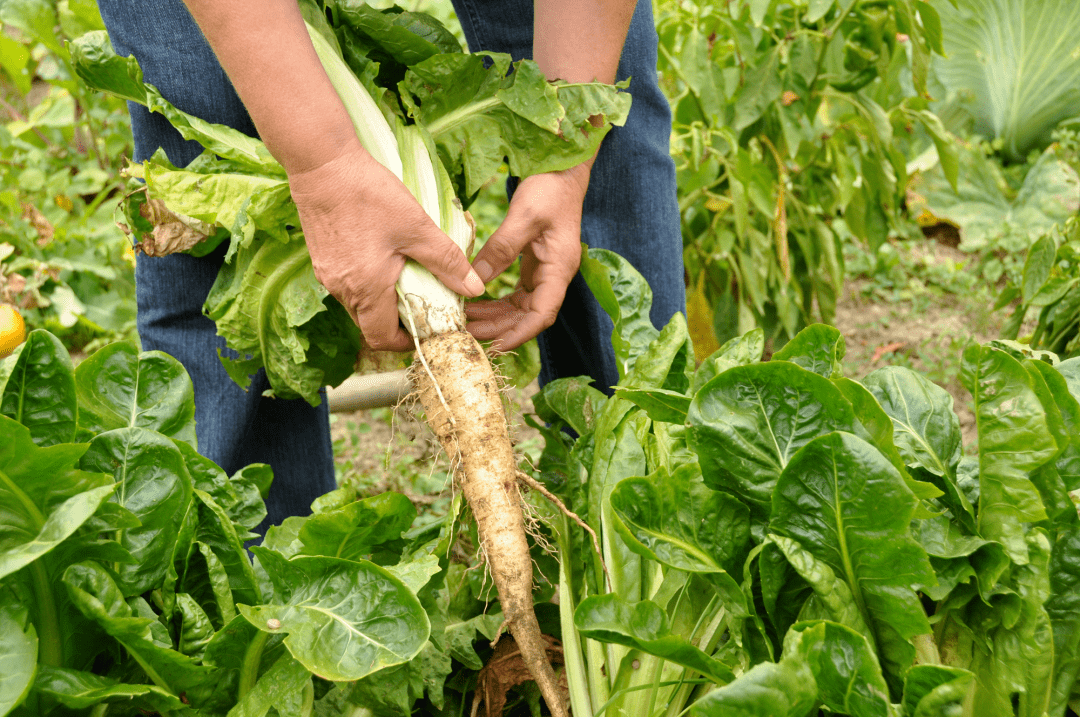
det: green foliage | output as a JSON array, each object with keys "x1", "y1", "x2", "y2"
[
  {"x1": 0, "y1": 0, "x2": 135, "y2": 351},
  {"x1": 534, "y1": 247, "x2": 1080, "y2": 716},
  {"x1": 658, "y1": 0, "x2": 952, "y2": 348},
  {"x1": 929, "y1": 0, "x2": 1080, "y2": 162},
  {"x1": 0, "y1": 329, "x2": 442, "y2": 716}
]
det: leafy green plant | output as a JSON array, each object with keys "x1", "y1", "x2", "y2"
[
  {"x1": 0, "y1": 0, "x2": 136, "y2": 349},
  {"x1": 657, "y1": 0, "x2": 954, "y2": 349},
  {"x1": 929, "y1": 0, "x2": 1080, "y2": 162},
  {"x1": 531, "y1": 247, "x2": 1080, "y2": 715}
]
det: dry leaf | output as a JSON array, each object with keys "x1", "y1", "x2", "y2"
[
  {"x1": 136, "y1": 199, "x2": 215, "y2": 257},
  {"x1": 21, "y1": 202, "x2": 53, "y2": 246},
  {"x1": 471, "y1": 635, "x2": 566, "y2": 717},
  {"x1": 872, "y1": 341, "x2": 906, "y2": 363}
]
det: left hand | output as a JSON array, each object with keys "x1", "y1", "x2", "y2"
[{"x1": 465, "y1": 163, "x2": 592, "y2": 351}]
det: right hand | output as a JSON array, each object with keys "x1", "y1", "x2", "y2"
[{"x1": 287, "y1": 138, "x2": 485, "y2": 351}]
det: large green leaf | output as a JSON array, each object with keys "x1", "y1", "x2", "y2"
[
  {"x1": 929, "y1": 0, "x2": 1080, "y2": 160},
  {"x1": 687, "y1": 361, "x2": 856, "y2": 516},
  {"x1": 80, "y1": 428, "x2": 195, "y2": 595},
  {"x1": 227, "y1": 653, "x2": 312, "y2": 717},
  {"x1": 0, "y1": 589, "x2": 36, "y2": 716},
  {"x1": 0, "y1": 416, "x2": 113, "y2": 581},
  {"x1": 961, "y1": 345, "x2": 1056, "y2": 562},
  {"x1": 901, "y1": 665, "x2": 975, "y2": 717},
  {"x1": 242, "y1": 549, "x2": 429, "y2": 682},
  {"x1": 771, "y1": 324, "x2": 845, "y2": 379},
  {"x1": 297, "y1": 491, "x2": 415, "y2": 561},
  {"x1": 574, "y1": 594, "x2": 736, "y2": 684},
  {"x1": 32, "y1": 666, "x2": 187, "y2": 713},
  {"x1": 1046, "y1": 526, "x2": 1080, "y2": 715},
  {"x1": 532, "y1": 377, "x2": 607, "y2": 436},
  {"x1": 771, "y1": 432, "x2": 935, "y2": 688},
  {"x1": 74, "y1": 341, "x2": 196, "y2": 445},
  {"x1": 689, "y1": 652, "x2": 817, "y2": 717},
  {"x1": 0, "y1": 330, "x2": 76, "y2": 446},
  {"x1": 402, "y1": 53, "x2": 630, "y2": 196},
  {"x1": 788, "y1": 620, "x2": 892, "y2": 717}
]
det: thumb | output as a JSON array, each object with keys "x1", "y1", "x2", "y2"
[
  {"x1": 403, "y1": 220, "x2": 486, "y2": 298},
  {"x1": 471, "y1": 204, "x2": 537, "y2": 283}
]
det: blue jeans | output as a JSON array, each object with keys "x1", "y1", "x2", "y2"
[{"x1": 96, "y1": 0, "x2": 684, "y2": 531}]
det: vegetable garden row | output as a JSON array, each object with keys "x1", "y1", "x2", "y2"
[{"x1": 1, "y1": 0, "x2": 1080, "y2": 715}]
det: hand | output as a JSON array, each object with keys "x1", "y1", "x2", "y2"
[
  {"x1": 288, "y1": 139, "x2": 485, "y2": 351},
  {"x1": 465, "y1": 163, "x2": 591, "y2": 351}
]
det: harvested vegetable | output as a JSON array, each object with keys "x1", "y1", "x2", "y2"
[{"x1": 0, "y1": 304, "x2": 24, "y2": 358}]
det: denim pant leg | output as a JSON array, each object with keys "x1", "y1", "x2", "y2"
[
  {"x1": 452, "y1": 0, "x2": 686, "y2": 393},
  {"x1": 96, "y1": 0, "x2": 336, "y2": 534}
]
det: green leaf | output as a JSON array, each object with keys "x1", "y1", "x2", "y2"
[
  {"x1": 806, "y1": 0, "x2": 835, "y2": 22},
  {"x1": 0, "y1": 590, "x2": 36, "y2": 715},
  {"x1": 612, "y1": 387, "x2": 691, "y2": 424},
  {"x1": 1046, "y1": 526, "x2": 1080, "y2": 714},
  {"x1": 297, "y1": 492, "x2": 415, "y2": 561},
  {"x1": 403, "y1": 53, "x2": 630, "y2": 196},
  {"x1": 771, "y1": 432, "x2": 936, "y2": 687},
  {"x1": 771, "y1": 324, "x2": 845, "y2": 378},
  {"x1": 687, "y1": 361, "x2": 857, "y2": 516},
  {"x1": 227, "y1": 653, "x2": 311, "y2": 717},
  {"x1": 242, "y1": 549, "x2": 429, "y2": 681},
  {"x1": 80, "y1": 428, "x2": 195, "y2": 595},
  {"x1": 176, "y1": 593, "x2": 214, "y2": 660},
  {"x1": 788, "y1": 620, "x2": 891, "y2": 717},
  {"x1": 961, "y1": 345, "x2": 1055, "y2": 562},
  {"x1": 579, "y1": 247, "x2": 661, "y2": 382},
  {"x1": 862, "y1": 366, "x2": 972, "y2": 525},
  {"x1": 610, "y1": 463, "x2": 750, "y2": 578},
  {"x1": 0, "y1": 330, "x2": 76, "y2": 446},
  {"x1": 331, "y1": 1, "x2": 461, "y2": 66},
  {"x1": 691, "y1": 328, "x2": 765, "y2": 393},
  {"x1": 533, "y1": 377, "x2": 607, "y2": 436},
  {"x1": 574, "y1": 594, "x2": 736, "y2": 684},
  {"x1": 930, "y1": 0, "x2": 1080, "y2": 160},
  {"x1": 75, "y1": 341, "x2": 196, "y2": 445},
  {"x1": 910, "y1": 109, "x2": 959, "y2": 192},
  {"x1": 732, "y1": 46, "x2": 783, "y2": 130},
  {"x1": 0, "y1": 416, "x2": 113, "y2": 581},
  {"x1": 901, "y1": 665, "x2": 975, "y2": 717},
  {"x1": 768, "y1": 534, "x2": 870, "y2": 638},
  {"x1": 689, "y1": 652, "x2": 817, "y2": 717},
  {"x1": 1023, "y1": 234, "x2": 1058, "y2": 304},
  {"x1": 0, "y1": 0, "x2": 62, "y2": 55},
  {"x1": 32, "y1": 665, "x2": 187, "y2": 713}
]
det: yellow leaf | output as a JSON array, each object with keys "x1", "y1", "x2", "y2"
[{"x1": 688, "y1": 271, "x2": 720, "y2": 362}]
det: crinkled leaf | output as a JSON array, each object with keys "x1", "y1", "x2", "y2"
[
  {"x1": 612, "y1": 387, "x2": 691, "y2": 424},
  {"x1": 193, "y1": 489, "x2": 261, "y2": 607},
  {"x1": 403, "y1": 53, "x2": 629, "y2": 196},
  {"x1": 297, "y1": 492, "x2": 415, "y2": 561},
  {"x1": 227, "y1": 653, "x2": 311, "y2": 717},
  {"x1": 176, "y1": 593, "x2": 214, "y2": 660},
  {"x1": 75, "y1": 341, "x2": 196, "y2": 446},
  {"x1": 1028, "y1": 359, "x2": 1080, "y2": 497},
  {"x1": 687, "y1": 361, "x2": 856, "y2": 516},
  {"x1": 1046, "y1": 526, "x2": 1080, "y2": 714},
  {"x1": 242, "y1": 549, "x2": 428, "y2": 681},
  {"x1": 691, "y1": 328, "x2": 765, "y2": 393},
  {"x1": 771, "y1": 432, "x2": 935, "y2": 688},
  {"x1": 0, "y1": 330, "x2": 76, "y2": 446},
  {"x1": 788, "y1": 620, "x2": 891, "y2": 717},
  {"x1": 768, "y1": 534, "x2": 870, "y2": 638},
  {"x1": 0, "y1": 416, "x2": 113, "y2": 581},
  {"x1": 331, "y1": 1, "x2": 461, "y2": 67},
  {"x1": 961, "y1": 345, "x2": 1055, "y2": 562},
  {"x1": 901, "y1": 665, "x2": 975, "y2": 717},
  {"x1": 575, "y1": 594, "x2": 736, "y2": 684},
  {"x1": 80, "y1": 428, "x2": 194, "y2": 595},
  {"x1": 533, "y1": 377, "x2": 607, "y2": 436},
  {"x1": 204, "y1": 232, "x2": 361, "y2": 405},
  {"x1": 772, "y1": 324, "x2": 845, "y2": 378},
  {"x1": 689, "y1": 652, "x2": 817, "y2": 717}
]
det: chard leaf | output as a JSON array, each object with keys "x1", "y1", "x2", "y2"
[
  {"x1": 901, "y1": 665, "x2": 975, "y2": 717},
  {"x1": 242, "y1": 549, "x2": 429, "y2": 681},
  {"x1": 74, "y1": 341, "x2": 196, "y2": 446},
  {"x1": 174, "y1": 440, "x2": 266, "y2": 536},
  {"x1": 691, "y1": 328, "x2": 765, "y2": 393},
  {"x1": 787, "y1": 620, "x2": 891, "y2": 717},
  {"x1": 193, "y1": 489, "x2": 262, "y2": 608},
  {"x1": 861, "y1": 366, "x2": 970, "y2": 525},
  {"x1": 1027, "y1": 359, "x2": 1080, "y2": 495},
  {"x1": 346, "y1": 642, "x2": 452, "y2": 714},
  {"x1": 768, "y1": 534, "x2": 870, "y2": 638},
  {"x1": 687, "y1": 361, "x2": 856, "y2": 517},
  {"x1": 533, "y1": 377, "x2": 607, "y2": 436},
  {"x1": 0, "y1": 416, "x2": 113, "y2": 581},
  {"x1": 771, "y1": 323, "x2": 845, "y2": 378},
  {"x1": 1046, "y1": 526, "x2": 1080, "y2": 714},
  {"x1": 330, "y1": 1, "x2": 461, "y2": 66},
  {"x1": 179, "y1": 541, "x2": 237, "y2": 628},
  {"x1": 771, "y1": 432, "x2": 935, "y2": 689},
  {"x1": 579, "y1": 247, "x2": 661, "y2": 382},
  {"x1": 612, "y1": 387, "x2": 691, "y2": 424},
  {"x1": 610, "y1": 463, "x2": 750, "y2": 579},
  {"x1": 204, "y1": 232, "x2": 361, "y2": 405},
  {"x1": 574, "y1": 594, "x2": 736, "y2": 684},
  {"x1": 0, "y1": 590, "x2": 36, "y2": 715},
  {"x1": 63, "y1": 561, "x2": 224, "y2": 708},
  {"x1": 80, "y1": 428, "x2": 194, "y2": 596},
  {"x1": 0, "y1": 330, "x2": 76, "y2": 446},
  {"x1": 758, "y1": 541, "x2": 812, "y2": 642},
  {"x1": 297, "y1": 492, "x2": 415, "y2": 561},
  {"x1": 176, "y1": 593, "x2": 214, "y2": 660},
  {"x1": 961, "y1": 345, "x2": 1055, "y2": 562},
  {"x1": 227, "y1": 653, "x2": 311, "y2": 717},
  {"x1": 403, "y1": 53, "x2": 630, "y2": 196},
  {"x1": 32, "y1": 665, "x2": 187, "y2": 713},
  {"x1": 689, "y1": 652, "x2": 817, "y2": 717}
]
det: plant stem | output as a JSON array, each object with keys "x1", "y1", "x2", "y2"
[
  {"x1": 89, "y1": 703, "x2": 109, "y2": 717},
  {"x1": 299, "y1": 678, "x2": 314, "y2": 717},
  {"x1": 31, "y1": 561, "x2": 63, "y2": 667},
  {"x1": 558, "y1": 545, "x2": 593, "y2": 717},
  {"x1": 238, "y1": 630, "x2": 270, "y2": 700}
]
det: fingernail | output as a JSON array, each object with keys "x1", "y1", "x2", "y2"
[
  {"x1": 465, "y1": 270, "x2": 485, "y2": 296},
  {"x1": 473, "y1": 259, "x2": 493, "y2": 283}
]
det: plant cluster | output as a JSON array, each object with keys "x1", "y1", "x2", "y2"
[
  {"x1": 0, "y1": 0, "x2": 135, "y2": 350},
  {"x1": 529, "y1": 247, "x2": 1080, "y2": 715},
  {"x1": 657, "y1": 0, "x2": 953, "y2": 350}
]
